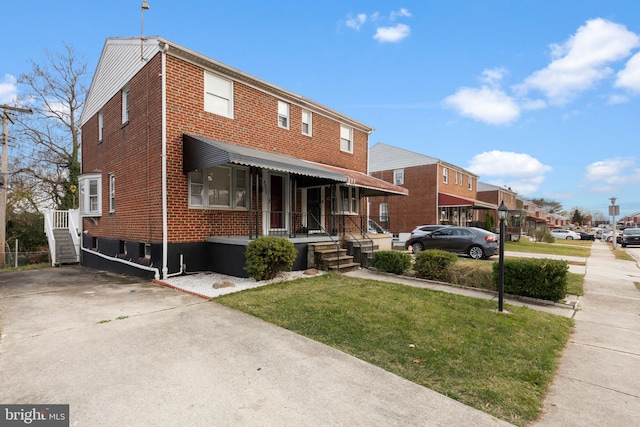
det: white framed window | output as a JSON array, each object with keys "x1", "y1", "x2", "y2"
[
  {"x1": 79, "y1": 173, "x2": 102, "y2": 217},
  {"x1": 468, "y1": 176, "x2": 472, "y2": 190},
  {"x1": 109, "y1": 173, "x2": 115, "y2": 213},
  {"x1": 98, "y1": 110, "x2": 104, "y2": 142},
  {"x1": 455, "y1": 171, "x2": 458, "y2": 185},
  {"x1": 393, "y1": 169, "x2": 404, "y2": 185},
  {"x1": 301, "y1": 109, "x2": 312, "y2": 136},
  {"x1": 278, "y1": 100, "x2": 290, "y2": 129},
  {"x1": 443, "y1": 167, "x2": 448, "y2": 184},
  {"x1": 204, "y1": 71, "x2": 233, "y2": 118},
  {"x1": 340, "y1": 125, "x2": 353, "y2": 153},
  {"x1": 338, "y1": 186, "x2": 359, "y2": 214},
  {"x1": 189, "y1": 165, "x2": 249, "y2": 209},
  {"x1": 122, "y1": 85, "x2": 130, "y2": 123},
  {"x1": 380, "y1": 202, "x2": 388, "y2": 222}
]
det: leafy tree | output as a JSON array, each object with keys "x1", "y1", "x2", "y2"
[
  {"x1": 530, "y1": 198, "x2": 563, "y2": 214},
  {"x1": 571, "y1": 209, "x2": 583, "y2": 225},
  {"x1": 11, "y1": 43, "x2": 87, "y2": 212}
]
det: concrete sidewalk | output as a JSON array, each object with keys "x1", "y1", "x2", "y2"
[{"x1": 534, "y1": 240, "x2": 640, "y2": 426}]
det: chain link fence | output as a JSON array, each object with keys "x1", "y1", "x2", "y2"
[{"x1": 0, "y1": 251, "x2": 51, "y2": 270}]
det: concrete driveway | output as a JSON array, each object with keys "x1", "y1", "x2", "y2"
[{"x1": 0, "y1": 266, "x2": 510, "y2": 426}]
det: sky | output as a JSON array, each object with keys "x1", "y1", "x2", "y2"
[{"x1": 2, "y1": 0, "x2": 640, "y2": 218}]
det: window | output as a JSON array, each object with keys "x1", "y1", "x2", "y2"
[
  {"x1": 393, "y1": 169, "x2": 404, "y2": 185},
  {"x1": 380, "y1": 203, "x2": 388, "y2": 222},
  {"x1": 455, "y1": 171, "x2": 458, "y2": 185},
  {"x1": 98, "y1": 110, "x2": 104, "y2": 142},
  {"x1": 78, "y1": 173, "x2": 102, "y2": 217},
  {"x1": 338, "y1": 186, "x2": 359, "y2": 214},
  {"x1": 122, "y1": 86, "x2": 130, "y2": 123},
  {"x1": 278, "y1": 101, "x2": 290, "y2": 129},
  {"x1": 468, "y1": 176, "x2": 472, "y2": 190},
  {"x1": 139, "y1": 243, "x2": 151, "y2": 259},
  {"x1": 109, "y1": 173, "x2": 115, "y2": 213},
  {"x1": 301, "y1": 109, "x2": 312, "y2": 136},
  {"x1": 204, "y1": 72, "x2": 233, "y2": 118},
  {"x1": 189, "y1": 165, "x2": 249, "y2": 209},
  {"x1": 443, "y1": 167, "x2": 448, "y2": 184},
  {"x1": 340, "y1": 125, "x2": 353, "y2": 153}
]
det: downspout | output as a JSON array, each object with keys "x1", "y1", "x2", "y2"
[{"x1": 161, "y1": 43, "x2": 169, "y2": 279}]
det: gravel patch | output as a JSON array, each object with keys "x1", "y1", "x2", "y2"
[{"x1": 160, "y1": 269, "x2": 324, "y2": 298}]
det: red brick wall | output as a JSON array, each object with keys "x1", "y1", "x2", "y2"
[{"x1": 81, "y1": 52, "x2": 371, "y2": 243}]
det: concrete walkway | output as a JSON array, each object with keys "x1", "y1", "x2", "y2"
[{"x1": 534, "y1": 240, "x2": 640, "y2": 426}]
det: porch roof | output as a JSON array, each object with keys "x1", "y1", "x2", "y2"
[
  {"x1": 183, "y1": 134, "x2": 346, "y2": 182},
  {"x1": 438, "y1": 193, "x2": 497, "y2": 210},
  {"x1": 307, "y1": 162, "x2": 408, "y2": 196},
  {"x1": 183, "y1": 134, "x2": 409, "y2": 196}
]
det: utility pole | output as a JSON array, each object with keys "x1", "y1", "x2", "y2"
[{"x1": 1, "y1": 104, "x2": 33, "y2": 267}]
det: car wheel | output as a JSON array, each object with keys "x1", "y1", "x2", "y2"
[
  {"x1": 622, "y1": 244, "x2": 627, "y2": 248},
  {"x1": 566, "y1": 236, "x2": 573, "y2": 240},
  {"x1": 468, "y1": 245, "x2": 484, "y2": 260},
  {"x1": 412, "y1": 241, "x2": 424, "y2": 252}
]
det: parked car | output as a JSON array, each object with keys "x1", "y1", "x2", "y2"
[
  {"x1": 405, "y1": 226, "x2": 499, "y2": 260},
  {"x1": 577, "y1": 231, "x2": 595, "y2": 241},
  {"x1": 409, "y1": 224, "x2": 449, "y2": 239},
  {"x1": 621, "y1": 228, "x2": 640, "y2": 247},
  {"x1": 550, "y1": 229, "x2": 581, "y2": 240}
]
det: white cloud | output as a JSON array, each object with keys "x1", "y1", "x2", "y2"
[
  {"x1": 615, "y1": 52, "x2": 640, "y2": 92},
  {"x1": 516, "y1": 18, "x2": 640, "y2": 104},
  {"x1": 443, "y1": 86, "x2": 520, "y2": 125},
  {"x1": 390, "y1": 8, "x2": 411, "y2": 21},
  {"x1": 467, "y1": 151, "x2": 552, "y2": 195},
  {"x1": 346, "y1": 13, "x2": 367, "y2": 31},
  {"x1": 374, "y1": 24, "x2": 411, "y2": 43},
  {"x1": 0, "y1": 74, "x2": 18, "y2": 104},
  {"x1": 480, "y1": 67, "x2": 508, "y2": 87},
  {"x1": 607, "y1": 94, "x2": 629, "y2": 104},
  {"x1": 584, "y1": 158, "x2": 640, "y2": 184}
]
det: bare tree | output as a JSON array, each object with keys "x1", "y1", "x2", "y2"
[{"x1": 11, "y1": 43, "x2": 87, "y2": 212}]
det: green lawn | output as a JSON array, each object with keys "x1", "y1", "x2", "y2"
[
  {"x1": 216, "y1": 274, "x2": 573, "y2": 426},
  {"x1": 505, "y1": 239, "x2": 590, "y2": 258}
]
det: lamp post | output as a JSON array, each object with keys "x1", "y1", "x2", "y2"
[{"x1": 497, "y1": 201, "x2": 508, "y2": 312}]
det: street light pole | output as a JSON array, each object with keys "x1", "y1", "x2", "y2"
[
  {"x1": 610, "y1": 197, "x2": 618, "y2": 250},
  {"x1": 1, "y1": 105, "x2": 33, "y2": 268},
  {"x1": 497, "y1": 200, "x2": 508, "y2": 312}
]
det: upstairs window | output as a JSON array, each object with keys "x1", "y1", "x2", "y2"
[
  {"x1": 394, "y1": 169, "x2": 404, "y2": 185},
  {"x1": 301, "y1": 109, "x2": 312, "y2": 136},
  {"x1": 122, "y1": 86, "x2": 130, "y2": 124},
  {"x1": 340, "y1": 125, "x2": 353, "y2": 153},
  {"x1": 468, "y1": 176, "x2": 473, "y2": 190},
  {"x1": 278, "y1": 101, "x2": 290, "y2": 129},
  {"x1": 98, "y1": 110, "x2": 104, "y2": 142},
  {"x1": 204, "y1": 72, "x2": 233, "y2": 118},
  {"x1": 443, "y1": 167, "x2": 448, "y2": 184}
]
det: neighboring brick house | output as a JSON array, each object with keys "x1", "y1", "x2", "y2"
[
  {"x1": 78, "y1": 37, "x2": 406, "y2": 279},
  {"x1": 522, "y1": 199, "x2": 549, "y2": 234},
  {"x1": 620, "y1": 211, "x2": 640, "y2": 227},
  {"x1": 476, "y1": 182, "x2": 524, "y2": 235},
  {"x1": 368, "y1": 143, "x2": 495, "y2": 234}
]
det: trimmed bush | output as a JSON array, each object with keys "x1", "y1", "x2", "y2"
[
  {"x1": 492, "y1": 258, "x2": 568, "y2": 301},
  {"x1": 245, "y1": 237, "x2": 297, "y2": 281},
  {"x1": 372, "y1": 251, "x2": 412, "y2": 275},
  {"x1": 414, "y1": 249, "x2": 458, "y2": 282},
  {"x1": 449, "y1": 262, "x2": 494, "y2": 290}
]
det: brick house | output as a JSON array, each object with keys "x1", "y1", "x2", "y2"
[
  {"x1": 476, "y1": 182, "x2": 524, "y2": 236},
  {"x1": 368, "y1": 143, "x2": 495, "y2": 235},
  {"x1": 78, "y1": 37, "x2": 406, "y2": 279}
]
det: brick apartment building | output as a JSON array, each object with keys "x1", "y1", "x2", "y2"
[{"x1": 78, "y1": 36, "x2": 406, "y2": 279}]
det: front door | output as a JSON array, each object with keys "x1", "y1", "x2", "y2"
[
  {"x1": 270, "y1": 174, "x2": 285, "y2": 229},
  {"x1": 307, "y1": 187, "x2": 322, "y2": 232}
]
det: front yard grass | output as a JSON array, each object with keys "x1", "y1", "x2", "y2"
[
  {"x1": 216, "y1": 274, "x2": 573, "y2": 426},
  {"x1": 505, "y1": 239, "x2": 590, "y2": 258}
]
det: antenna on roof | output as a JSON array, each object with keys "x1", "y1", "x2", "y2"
[{"x1": 140, "y1": 0, "x2": 150, "y2": 61}]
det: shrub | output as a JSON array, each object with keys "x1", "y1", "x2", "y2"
[
  {"x1": 448, "y1": 261, "x2": 494, "y2": 290},
  {"x1": 245, "y1": 237, "x2": 297, "y2": 281},
  {"x1": 414, "y1": 249, "x2": 458, "y2": 282},
  {"x1": 372, "y1": 251, "x2": 412, "y2": 274},
  {"x1": 492, "y1": 258, "x2": 568, "y2": 301},
  {"x1": 533, "y1": 227, "x2": 555, "y2": 243}
]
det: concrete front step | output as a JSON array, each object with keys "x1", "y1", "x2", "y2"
[{"x1": 327, "y1": 262, "x2": 361, "y2": 273}]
